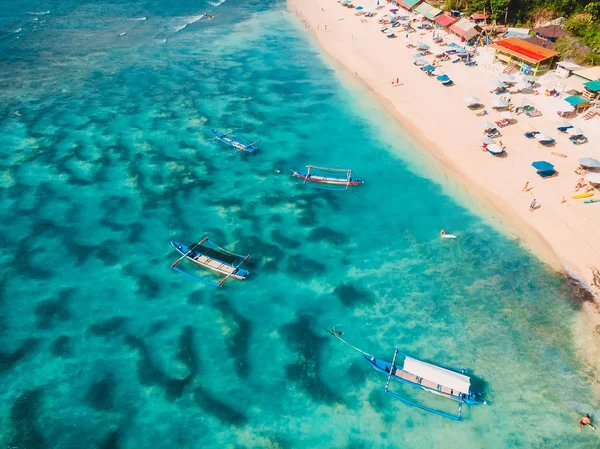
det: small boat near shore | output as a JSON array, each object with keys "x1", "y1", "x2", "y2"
[
  {"x1": 326, "y1": 328, "x2": 485, "y2": 421},
  {"x1": 210, "y1": 129, "x2": 259, "y2": 154},
  {"x1": 291, "y1": 165, "x2": 362, "y2": 190},
  {"x1": 170, "y1": 238, "x2": 250, "y2": 287}
]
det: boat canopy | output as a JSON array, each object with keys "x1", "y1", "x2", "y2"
[{"x1": 403, "y1": 357, "x2": 471, "y2": 394}]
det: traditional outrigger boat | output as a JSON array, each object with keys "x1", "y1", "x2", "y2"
[
  {"x1": 170, "y1": 238, "x2": 250, "y2": 287},
  {"x1": 210, "y1": 129, "x2": 259, "y2": 154},
  {"x1": 291, "y1": 165, "x2": 362, "y2": 191},
  {"x1": 326, "y1": 328, "x2": 485, "y2": 421}
]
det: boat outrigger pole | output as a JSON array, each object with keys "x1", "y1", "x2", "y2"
[
  {"x1": 240, "y1": 139, "x2": 260, "y2": 151},
  {"x1": 323, "y1": 325, "x2": 373, "y2": 358},
  {"x1": 217, "y1": 254, "x2": 250, "y2": 287},
  {"x1": 384, "y1": 348, "x2": 399, "y2": 393},
  {"x1": 209, "y1": 130, "x2": 235, "y2": 141},
  {"x1": 171, "y1": 237, "x2": 208, "y2": 269}
]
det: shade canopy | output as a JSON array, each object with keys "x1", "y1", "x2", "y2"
[
  {"x1": 519, "y1": 123, "x2": 537, "y2": 133},
  {"x1": 464, "y1": 95, "x2": 480, "y2": 104},
  {"x1": 498, "y1": 74, "x2": 515, "y2": 83},
  {"x1": 422, "y1": 64, "x2": 436, "y2": 71},
  {"x1": 480, "y1": 121, "x2": 495, "y2": 129},
  {"x1": 482, "y1": 136, "x2": 495, "y2": 145},
  {"x1": 437, "y1": 75, "x2": 450, "y2": 81},
  {"x1": 557, "y1": 104, "x2": 575, "y2": 113},
  {"x1": 567, "y1": 127, "x2": 584, "y2": 136},
  {"x1": 355, "y1": 5, "x2": 364, "y2": 10},
  {"x1": 523, "y1": 75, "x2": 537, "y2": 82},
  {"x1": 491, "y1": 98, "x2": 508, "y2": 108},
  {"x1": 403, "y1": 357, "x2": 471, "y2": 394},
  {"x1": 414, "y1": 59, "x2": 428, "y2": 66},
  {"x1": 500, "y1": 111, "x2": 512, "y2": 119},
  {"x1": 565, "y1": 95, "x2": 590, "y2": 107},
  {"x1": 579, "y1": 158, "x2": 600, "y2": 168},
  {"x1": 432, "y1": 69, "x2": 445, "y2": 76},
  {"x1": 585, "y1": 172, "x2": 600, "y2": 184},
  {"x1": 535, "y1": 133, "x2": 553, "y2": 141},
  {"x1": 491, "y1": 81, "x2": 505, "y2": 89},
  {"x1": 418, "y1": 43, "x2": 430, "y2": 50},
  {"x1": 556, "y1": 120, "x2": 572, "y2": 128},
  {"x1": 532, "y1": 161, "x2": 554, "y2": 171}
]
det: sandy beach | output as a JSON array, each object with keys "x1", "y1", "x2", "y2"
[{"x1": 289, "y1": 0, "x2": 600, "y2": 369}]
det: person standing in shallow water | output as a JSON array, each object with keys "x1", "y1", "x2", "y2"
[{"x1": 580, "y1": 414, "x2": 595, "y2": 429}]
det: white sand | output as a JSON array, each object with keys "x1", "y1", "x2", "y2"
[{"x1": 289, "y1": 0, "x2": 600, "y2": 374}]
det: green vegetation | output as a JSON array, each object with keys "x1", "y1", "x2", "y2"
[{"x1": 442, "y1": 0, "x2": 600, "y2": 65}]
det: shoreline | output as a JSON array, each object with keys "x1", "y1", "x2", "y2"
[{"x1": 288, "y1": 0, "x2": 600, "y2": 384}]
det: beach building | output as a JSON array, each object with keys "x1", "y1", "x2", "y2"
[
  {"x1": 555, "y1": 61, "x2": 583, "y2": 79},
  {"x1": 523, "y1": 35, "x2": 554, "y2": 49},
  {"x1": 489, "y1": 37, "x2": 559, "y2": 75},
  {"x1": 534, "y1": 24, "x2": 568, "y2": 43},
  {"x1": 414, "y1": 2, "x2": 442, "y2": 20},
  {"x1": 470, "y1": 12, "x2": 489, "y2": 24},
  {"x1": 563, "y1": 66, "x2": 600, "y2": 99},
  {"x1": 396, "y1": 0, "x2": 424, "y2": 12},
  {"x1": 505, "y1": 27, "x2": 530, "y2": 38},
  {"x1": 449, "y1": 19, "x2": 481, "y2": 43},
  {"x1": 434, "y1": 14, "x2": 458, "y2": 30}
]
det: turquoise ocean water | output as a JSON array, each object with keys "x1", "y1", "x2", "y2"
[{"x1": 1, "y1": 1, "x2": 599, "y2": 447}]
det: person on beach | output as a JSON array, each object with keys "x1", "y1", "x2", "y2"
[
  {"x1": 522, "y1": 181, "x2": 529, "y2": 192},
  {"x1": 529, "y1": 199, "x2": 537, "y2": 211}
]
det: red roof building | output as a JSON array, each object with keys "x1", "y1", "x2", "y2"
[
  {"x1": 471, "y1": 12, "x2": 490, "y2": 21},
  {"x1": 434, "y1": 14, "x2": 458, "y2": 28},
  {"x1": 490, "y1": 37, "x2": 559, "y2": 75}
]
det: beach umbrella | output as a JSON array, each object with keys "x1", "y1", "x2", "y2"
[
  {"x1": 432, "y1": 69, "x2": 445, "y2": 77},
  {"x1": 556, "y1": 120, "x2": 572, "y2": 128},
  {"x1": 578, "y1": 158, "x2": 600, "y2": 168},
  {"x1": 437, "y1": 75, "x2": 450, "y2": 81},
  {"x1": 422, "y1": 64, "x2": 435, "y2": 72},
  {"x1": 535, "y1": 133, "x2": 553, "y2": 142},
  {"x1": 557, "y1": 103, "x2": 575, "y2": 113},
  {"x1": 585, "y1": 172, "x2": 600, "y2": 184},
  {"x1": 482, "y1": 137, "x2": 495, "y2": 145},
  {"x1": 417, "y1": 43, "x2": 430, "y2": 50},
  {"x1": 567, "y1": 127, "x2": 584, "y2": 136},
  {"x1": 532, "y1": 161, "x2": 554, "y2": 171},
  {"x1": 414, "y1": 59, "x2": 428, "y2": 66},
  {"x1": 413, "y1": 53, "x2": 424, "y2": 58},
  {"x1": 490, "y1": 81, "x2": 505, "y2": 90},
  {"x1": 523, "y1": 75, "x2": 537, "y2": 83},
  {"x1": 519, "y1": 123, "x2": 537, "y2": 133},
  {"x1": 491, "y1": 98, "x2": 508, "y2": 108},
  {"x1": 487, "y1": 144, "x2": 504, "y2": 154},
  {"x1": 464, "y1": 96, "x2": 480, "y2": 104},
  {"x1": 500, "y1": 111, "x2": 513, "y2": 120},
  {"x1": 355, "y1": 5, "x2": 363, "y2": 10},
  {"x1": 480, "y1": 121, "x2": 495, "y2": 129},
  {"x1": 498, "y1": 74, "x2": 515, "y2": 83}
]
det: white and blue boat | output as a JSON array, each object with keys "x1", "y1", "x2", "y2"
[
  {"x1": 327, "y1": 329, "x2": 485, "y2": 421},
  {"x1": 210, "y1": 129, "x2": 259, "y2": 154},
  {"x1": 170, "y1": 238, "x2": 250, "y2": 287}
]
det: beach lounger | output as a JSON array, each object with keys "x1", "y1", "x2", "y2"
[
  {"x1": 486, "y1": 129, "x2": 501, "y2": 138},
  {"x1": 526, "y1": 109, "x2": 542, "y2": 117},
  {"x1": 537, "y1": 169, "x2": 557, "y2": 179},
  {"x1": 524, "y1": 131, "x2": 539, "y2": 139},
  {"x1": 452, "y1": 58, "x2": 461, "y2": 63},
  {"x1": 386, "y1": 33, "x2": 396, "y2": 38},
  {"x1": 570, "y1": 136, "x2": 588, "y2": 145},
  {"x1": 538, "y1": 139, "x2": 556, "y2": 147},
  {"x1": 487, "y1": 148, "x2": 505, "y2": 157},
  {"x1": 557, "y1": 126, "x2": 573, "y2": 133},
  {"x1": 464, "y1": 61, "x2": 477, "y2": 66},
  {"x1": 476, "y1": 110, "x2": 488, "y2": 117}
]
